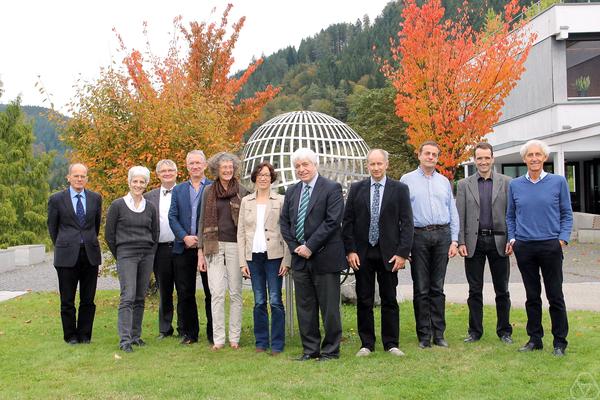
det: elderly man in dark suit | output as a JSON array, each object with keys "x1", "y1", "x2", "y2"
[
  {"x1": 47, "y1": 163, "x2": 102, "y2": 345},
  {"x1": 280, "y1": 148, "x2": 346, "y2": 361},
  {"x1": 168, "y1": 150, "x2": 213, "y2": 345},
  {"x1": 145, "y1": 159, "x2": 180, "y2": 339},
  {"x1": 343, "y1": 149, "x2": 414, "y2": 357},
  {"x1": 457, "y1": 142, "x2": 513, "y2": 344}
]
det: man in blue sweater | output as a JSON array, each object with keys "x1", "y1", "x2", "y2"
[{"x1": 506, "y1": 139, "x2": 573, "y2": 357}]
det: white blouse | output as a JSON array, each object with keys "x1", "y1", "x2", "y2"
[
  {"x1": 252, "y1": 204, "x2": 268, "y2": 253},
  {"x1": 124, "y1": 193, "x2": 146, "y2": 213}
]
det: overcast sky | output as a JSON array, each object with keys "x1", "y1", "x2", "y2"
[{"x1": 0, "y1": 0, "x2": 393, "y2": 113}]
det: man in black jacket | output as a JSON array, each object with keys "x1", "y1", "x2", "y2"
[
  {"x1": 280, "y1": 148, "x2": 346, "y2": 361},
  {"x1": 343, "y1": 149, "x2": 414, "y2": 357},
  {"x1": 47, "y1": 163, "x2": 102, "y2": 344}
]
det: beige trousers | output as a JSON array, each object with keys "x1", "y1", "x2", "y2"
[{"x1": 206, "y1": 241, "x2": 243, "y2": 345}]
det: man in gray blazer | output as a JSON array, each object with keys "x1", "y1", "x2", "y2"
[
  {"x1": 456, "y1": 142, "x2": 513, "y2": 344},
  {"x1": 144, "y1": 159, "x2": 180, "y2": 339}
]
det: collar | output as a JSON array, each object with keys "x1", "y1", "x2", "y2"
[
  {"x1": 69, "y1": 186, "x2": 85, "y2": 199},
  {"x1": 124, "y1": 193, "x2": 146, "y2": 211},
  {"x1": 247, "y1": 190, "x2": 278, "y2": 201},
  {"x1": 525, "y1": 170, "x2": 548, "y2": 183},
  {"x1": 476, "y1": 171, "x2": 493, "y2": 181},
  {"x1": 303, "y1": 173, "x2": 319, "y2": 190},
  {"x1": 417, "y1": 166, "x2": 437, "y2": 177},
  {"x1": 370, "y1": 175, "x2": 387, "y2": 187},
  {"x1": 160, "y1": 185, "x2": 175, "y2": 195}
]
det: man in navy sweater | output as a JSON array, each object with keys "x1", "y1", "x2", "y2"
[{"x1": 506, "y1": 139, "x2": 573, "y2": 357}]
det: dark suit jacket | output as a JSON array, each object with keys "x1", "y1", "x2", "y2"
[
  {"x1": 168, "y1": 178, "x2": 212, "y2": 254},
  {"x1": 280, "y1": 175, "x2": 346, "y2": 273},
  {"x1": 342, "y1": 177, "x2": 414, "y2": 270},
  {"x1": 47, "y1": 188, "x2": 102, "y2": 267},
  {"x1": 456, "y1": 172, "x2": 511, "y2": 258}
]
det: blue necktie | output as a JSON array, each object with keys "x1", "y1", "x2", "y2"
[
  {"x1": 295, "y1": 185, "x2": 311, "y2": 243},
  {"x1": 369, "y1": 183, "x2": 382, "y2": 246},
  {"x1": 75, "y1": 194, "x2": 85, "y2": 227}
]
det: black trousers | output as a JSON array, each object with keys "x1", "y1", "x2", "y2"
[
  {"x1": 355, "y1": 245, "x2": 399, "y2": 351},
  {"x1": 464, "y1": 235, "x2": 512, "y2": 339},
  {"x1": 410, "y1": 227, "x2": 450, "y2": 341},
  {"x1": 173, "y1": 248, "x2": 212, "y2": 342},
  {"x1": 292, "y1": 267, "x2": 342, "y2": 357},
  {"x1": 513, "y1": 239, "x2": 568, "y2": 349},
  {"x1": 154, "y1": 243, "x2": 181, "y2": 335},
  {"x1": 55, "y1": 247, "x2": 98, "y2": 342}
]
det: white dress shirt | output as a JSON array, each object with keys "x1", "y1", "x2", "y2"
[{"x1": 159, "y1": 186, "x2": 176, "y2": 243}]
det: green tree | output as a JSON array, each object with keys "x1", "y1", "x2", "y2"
[
  {"x1": 347, "y1": 86, "x2": 417, "y2": 179},
  {"x1": 0, "y1": 99, "x2": 52, "y2": 247}
]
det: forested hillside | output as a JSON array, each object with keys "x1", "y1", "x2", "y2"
[{"x1": 0, "y1": 104, "x2": 68, "y2": 189}]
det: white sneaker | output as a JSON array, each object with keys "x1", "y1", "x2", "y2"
[
  {"x1": 355, "y1": 347, "x2": 372, "y2": 357},
  {"x1": 388, "y1": 347, "x2": 405, "y2": 357}
]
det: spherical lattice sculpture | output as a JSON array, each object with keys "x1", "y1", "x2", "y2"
[{"x1": 242, "y1": 111, "x2": 370, "y2": 191}]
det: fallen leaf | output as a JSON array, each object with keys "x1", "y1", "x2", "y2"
[
  {"x1": 114, "y1": 353, "x2": 122, "y2": 360},
  {"x1": 24, "y1": 320, "x2": 31, "y2": 324},
  {"x1": 0, "y1": 331, "x2": 4, "y2": 335}
]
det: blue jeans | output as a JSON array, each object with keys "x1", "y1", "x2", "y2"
[{"x1": 248, "y1": 253, "x2": 285, "y2": 352}]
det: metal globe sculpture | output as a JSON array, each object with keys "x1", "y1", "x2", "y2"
[{"x1": 242, "y1": 111, "x2": 370, "y2": 191}]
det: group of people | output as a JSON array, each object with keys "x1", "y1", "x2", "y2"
[{"x1": 47, "y1": 138, "x2": 573, "y2": 359}]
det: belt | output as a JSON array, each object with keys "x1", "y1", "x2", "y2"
[
  {"x1": 478, "y1": 229, "x2": 505, "y2": 236},
  {"x1": 158, "y1": 242, "x2": 174, "y2": 247},
  {"x1": 415, "y1": 224, "x2": 449, "y2": 232}
]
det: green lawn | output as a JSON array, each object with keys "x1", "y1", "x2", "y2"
[{"x1": 1, "y1": 291, "x2": 599, "y2": 399}]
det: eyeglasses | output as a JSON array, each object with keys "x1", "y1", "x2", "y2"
[{"x1": 257, "y1": 173, "x2": 271, "y2": 179}]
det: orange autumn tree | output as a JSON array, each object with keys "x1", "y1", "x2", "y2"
[
  {"x1": 381, "y1": 0, "x2": 535, "y2": 179},
  {"x1": 64, "y1": 5, "x2": 279, "y2": 202}
]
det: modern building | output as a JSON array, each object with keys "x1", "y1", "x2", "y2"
[
  {"x1": 471, "y1": 2, "x2": 600, "y2": 215},
  {"x1": 241, "y1": 110, "x2": 370, "y2": 191}
]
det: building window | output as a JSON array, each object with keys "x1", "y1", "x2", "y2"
[{"x1": 566, "y1": 40, "x2": 600, "y2": 98}]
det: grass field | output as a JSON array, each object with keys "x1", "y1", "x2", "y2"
[{"x1": 1, "y1": 291, "x2": 599, "y2": 399}]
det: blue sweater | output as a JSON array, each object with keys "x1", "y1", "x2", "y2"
[{"x1": 506, "y1": 174, "x2": 573, "y2": 243}]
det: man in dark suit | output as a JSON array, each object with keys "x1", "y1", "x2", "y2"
[
  {"x1": 343, "y1": 149, "x2": 414, "y2": 357},
  {"x1": 47, "y1": 163, "x2": 102, "y2": 345},
  {"x1": 457, "y1": 142, "x2": 513, "y2": 344},
  {"x1": 280, "y1": 148, "x2": 346, "y2": 361},
  {"x1": 168, "y1": 150, "x2": 212, "y2": 345},
  {"x1": 145, "y1": 159, "x2": 180, "y2": 339}
]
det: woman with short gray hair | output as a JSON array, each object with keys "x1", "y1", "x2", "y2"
[
  {"x1": 105, "y1": 166, "x2": 158, "y2": 353},
  {"x1": 197, "y1": 152, "x2": 248, "y2": 350}
]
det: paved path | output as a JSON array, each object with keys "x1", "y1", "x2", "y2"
[{"x1": 1, "y1": 242, "x2": 599, "y2": 310}]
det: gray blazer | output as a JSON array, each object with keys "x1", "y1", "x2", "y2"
[{"x1": 456, "y1": 171, "x2": 511, "y2": 258}]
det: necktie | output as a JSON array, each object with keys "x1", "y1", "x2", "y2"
[
  {"x1": 369, "y1": 182, "x2": 382, "y2": 246},
  {"x1": 75, "y1": 194, "x2": 85, "y2": 227},
  {"x1": 163, "y1": 189, "x2": 172, "y2": 196},
  {"x1": 295, "y1": 185, "x2": 311, "y2": 243}
]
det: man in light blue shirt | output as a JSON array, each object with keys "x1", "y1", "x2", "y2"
[{"x1": 400, "y1": 141, "x2": 459, "y2": 349}]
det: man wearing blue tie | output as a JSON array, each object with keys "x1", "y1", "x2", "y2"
[
  {"x1": 280, "y1": 148, "x2": 346, "y2": 361},
  {"x1": 343, "y1": 149, "x2": 414, "y2": 357},
  {"x1": 47, "y1": 163, "x2": 103, "y2": 345}
]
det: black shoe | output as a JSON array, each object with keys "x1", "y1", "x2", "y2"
[
  {"x1": 295, "y1": 354, "x2": 319, "y2": 361},
  {"x1": 518, "y1": 342, "x2": 543, "y2": 352},
  {"x1": 132, "y1": 338, "x2": 146, "y2": 347},
  {"x1": 317, "y1": 354, "x2": 338, "y2": 362},
  {"x1": 433, "y1": 338, "x2": 449, "y2": 348},
  {"x1": 553, "y1": 347, "x2": 566, "y2": 357},
  {"x1": 180, "y1": 336, "x2": 197, "y2": 345},
  {"x1": 157, "y1": 333, "x2": 172, "y2": 340},
  {"x1": 418, "y1": 340, "x2": 431, "y2": 349},
  {"x1": 464, "y1": 335, "x2": 480, "y2": 343},
  {"x1": 67, "y1": 338, "x2": 78, "y2": 345},
  {"x1": 120, "y1": 343, "x2": 134, "y2": 353},
  {"x1": 500, "y1": 335, "x2": 513, "y2": 344}
]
